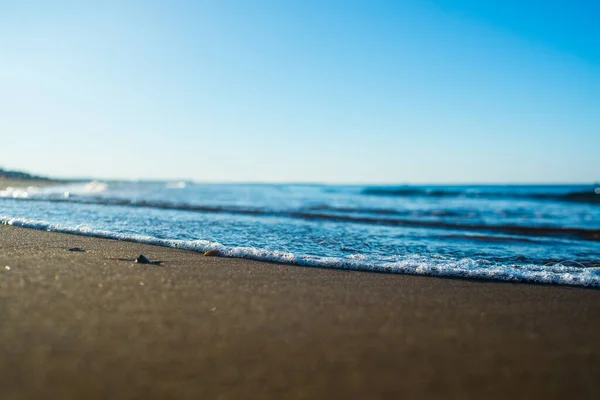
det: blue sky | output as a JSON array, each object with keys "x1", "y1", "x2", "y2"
[{"x1": 1, "y1": 0, "x2": 598, "y2": 183}]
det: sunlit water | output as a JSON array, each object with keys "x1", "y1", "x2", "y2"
[{"x1": 1, "y1": 182, "x2": 599, "y2": 287}]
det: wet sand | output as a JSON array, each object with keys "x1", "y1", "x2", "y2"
[
  {"x1": 0, "y1": 178, "x2": 60, "y2": 189},
  {"x1": 1, "y1": 224, "x2": 600, "y2": 399}
]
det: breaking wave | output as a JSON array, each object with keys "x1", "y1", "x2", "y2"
[
  {"x1": 2, "y1": 196, "x2": 599, "y2": 242},
  {"x1": 362, "y1": 186, "x2": 600, "y2": 204},
  {"x1": 2, "y1": 216, "x2": 599, "y2": 288}
]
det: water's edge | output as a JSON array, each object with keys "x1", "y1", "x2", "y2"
[{"x1": 3, "y1": 216, "x2": 599, "y2": 288}]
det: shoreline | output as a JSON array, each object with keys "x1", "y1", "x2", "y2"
[
  {"x1": 2, "y1": 215, "x2": 599, "y2": 288},
  {"x1": 0, "y1": 178, "x2": 62, "y2": 188},
  {"x1": 1, "y1": 225, "x2": 600, "y2": 398}
]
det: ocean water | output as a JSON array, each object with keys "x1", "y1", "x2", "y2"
[{"x1": 1, "y1": 182, "x2": 599, "y2": 287}]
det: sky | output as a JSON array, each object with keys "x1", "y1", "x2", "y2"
[{"x1": 1, "y1": 0, "x2": 598, "y2": 183}]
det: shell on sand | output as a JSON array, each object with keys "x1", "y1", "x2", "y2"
[{"x1": 204, "y1": 249, "x2": 220, "y2": 257}]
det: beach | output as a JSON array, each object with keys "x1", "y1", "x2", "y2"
[
  {"x1": 3, "y1": 0, "x2": 599, "y2": 397},
  {"x1": 1, "y1": 223, "x2": 600, "y2": 399},
  {"x1": 0, "y1": 178, "x2": 59, "y2": 189}
]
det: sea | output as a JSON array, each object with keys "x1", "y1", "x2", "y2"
[{"x1": 1, "y1": 181, "x2": 599, "y2": 287}]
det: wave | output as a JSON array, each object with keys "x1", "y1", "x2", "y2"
[
  {"x1": 306, "y1": 204, "x2": 404, "y2": 215},
  {"x1": 2, "y1": 216, "x2": 599, "y2": 288},
  {"x1": 2, "y1": 196, "x2": 599, "y2": 242},
  {"x1": 362, "y1": 187, "x2": 600, "y2": 204},
  {"x1": 291, "y1": 213, "x2": 600, "y2": 242},
  {"x1": 306, "y1": 204, "x2": 466, "y2": 217}
]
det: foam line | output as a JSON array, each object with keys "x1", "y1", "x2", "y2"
[{"x1": 2, "y1": 216, "x2": 599, "y2": 288}]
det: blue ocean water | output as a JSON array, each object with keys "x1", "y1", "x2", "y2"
[{"x1": 1, "y1": 181, "x2": 599, "y2": 287}]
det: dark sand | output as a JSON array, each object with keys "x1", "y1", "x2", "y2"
[
  {"x1": 1, "y1": 225, "x2": 600, "y2": 399},
  {"x1": 0, "y1": 178, "x2": 60, "y2": 188}
]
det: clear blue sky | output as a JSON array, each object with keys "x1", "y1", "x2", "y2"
[{"x1": 1, "y1": 0, "x2": 598, "y2": 183}]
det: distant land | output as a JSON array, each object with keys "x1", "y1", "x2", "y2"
[{"x1": 0, "y1": 167, "x2": 53, "y2": 181}]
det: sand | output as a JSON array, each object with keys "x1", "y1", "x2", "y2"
[
  {"x1": 0, "y1": 178, "x2": 60, "y2": 189},
  {"x1": 0, "y1": 223, "x2": 599, "y2": 400}
]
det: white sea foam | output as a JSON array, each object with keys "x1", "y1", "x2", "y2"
[
  {"x1": 0, "y1": 181, "x2": 108, "y2": 199},
  {"x1": 83, "y1": 181, "x2": 108, "y2": 193},
  {"x1": 166, "y1": 181, "x2": 187, "y2": 189},
  {"x1": 0, "y1": 186, "x2": 41, "y2": 198},
  {"x1": 2, "y1": 216, "x2": 599, "y2": 288}
]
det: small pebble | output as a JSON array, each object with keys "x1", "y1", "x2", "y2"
[
  {"x1": 204, "y1": 249, "x2": 220, "y2": 257},
  {"x1": 4, "y1": 266, "x2": 10, "y2": 271},
  {"x1": 135, "y1": 254, "x2": 152, "y2": 264}
]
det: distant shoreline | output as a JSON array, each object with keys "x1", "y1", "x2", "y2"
[
  {"x1": 0, "y1": 178, "x2": 63, "y2": 189},
  {"x1": 1, "y1": 171, "x2": 598, "y2": 188}
]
